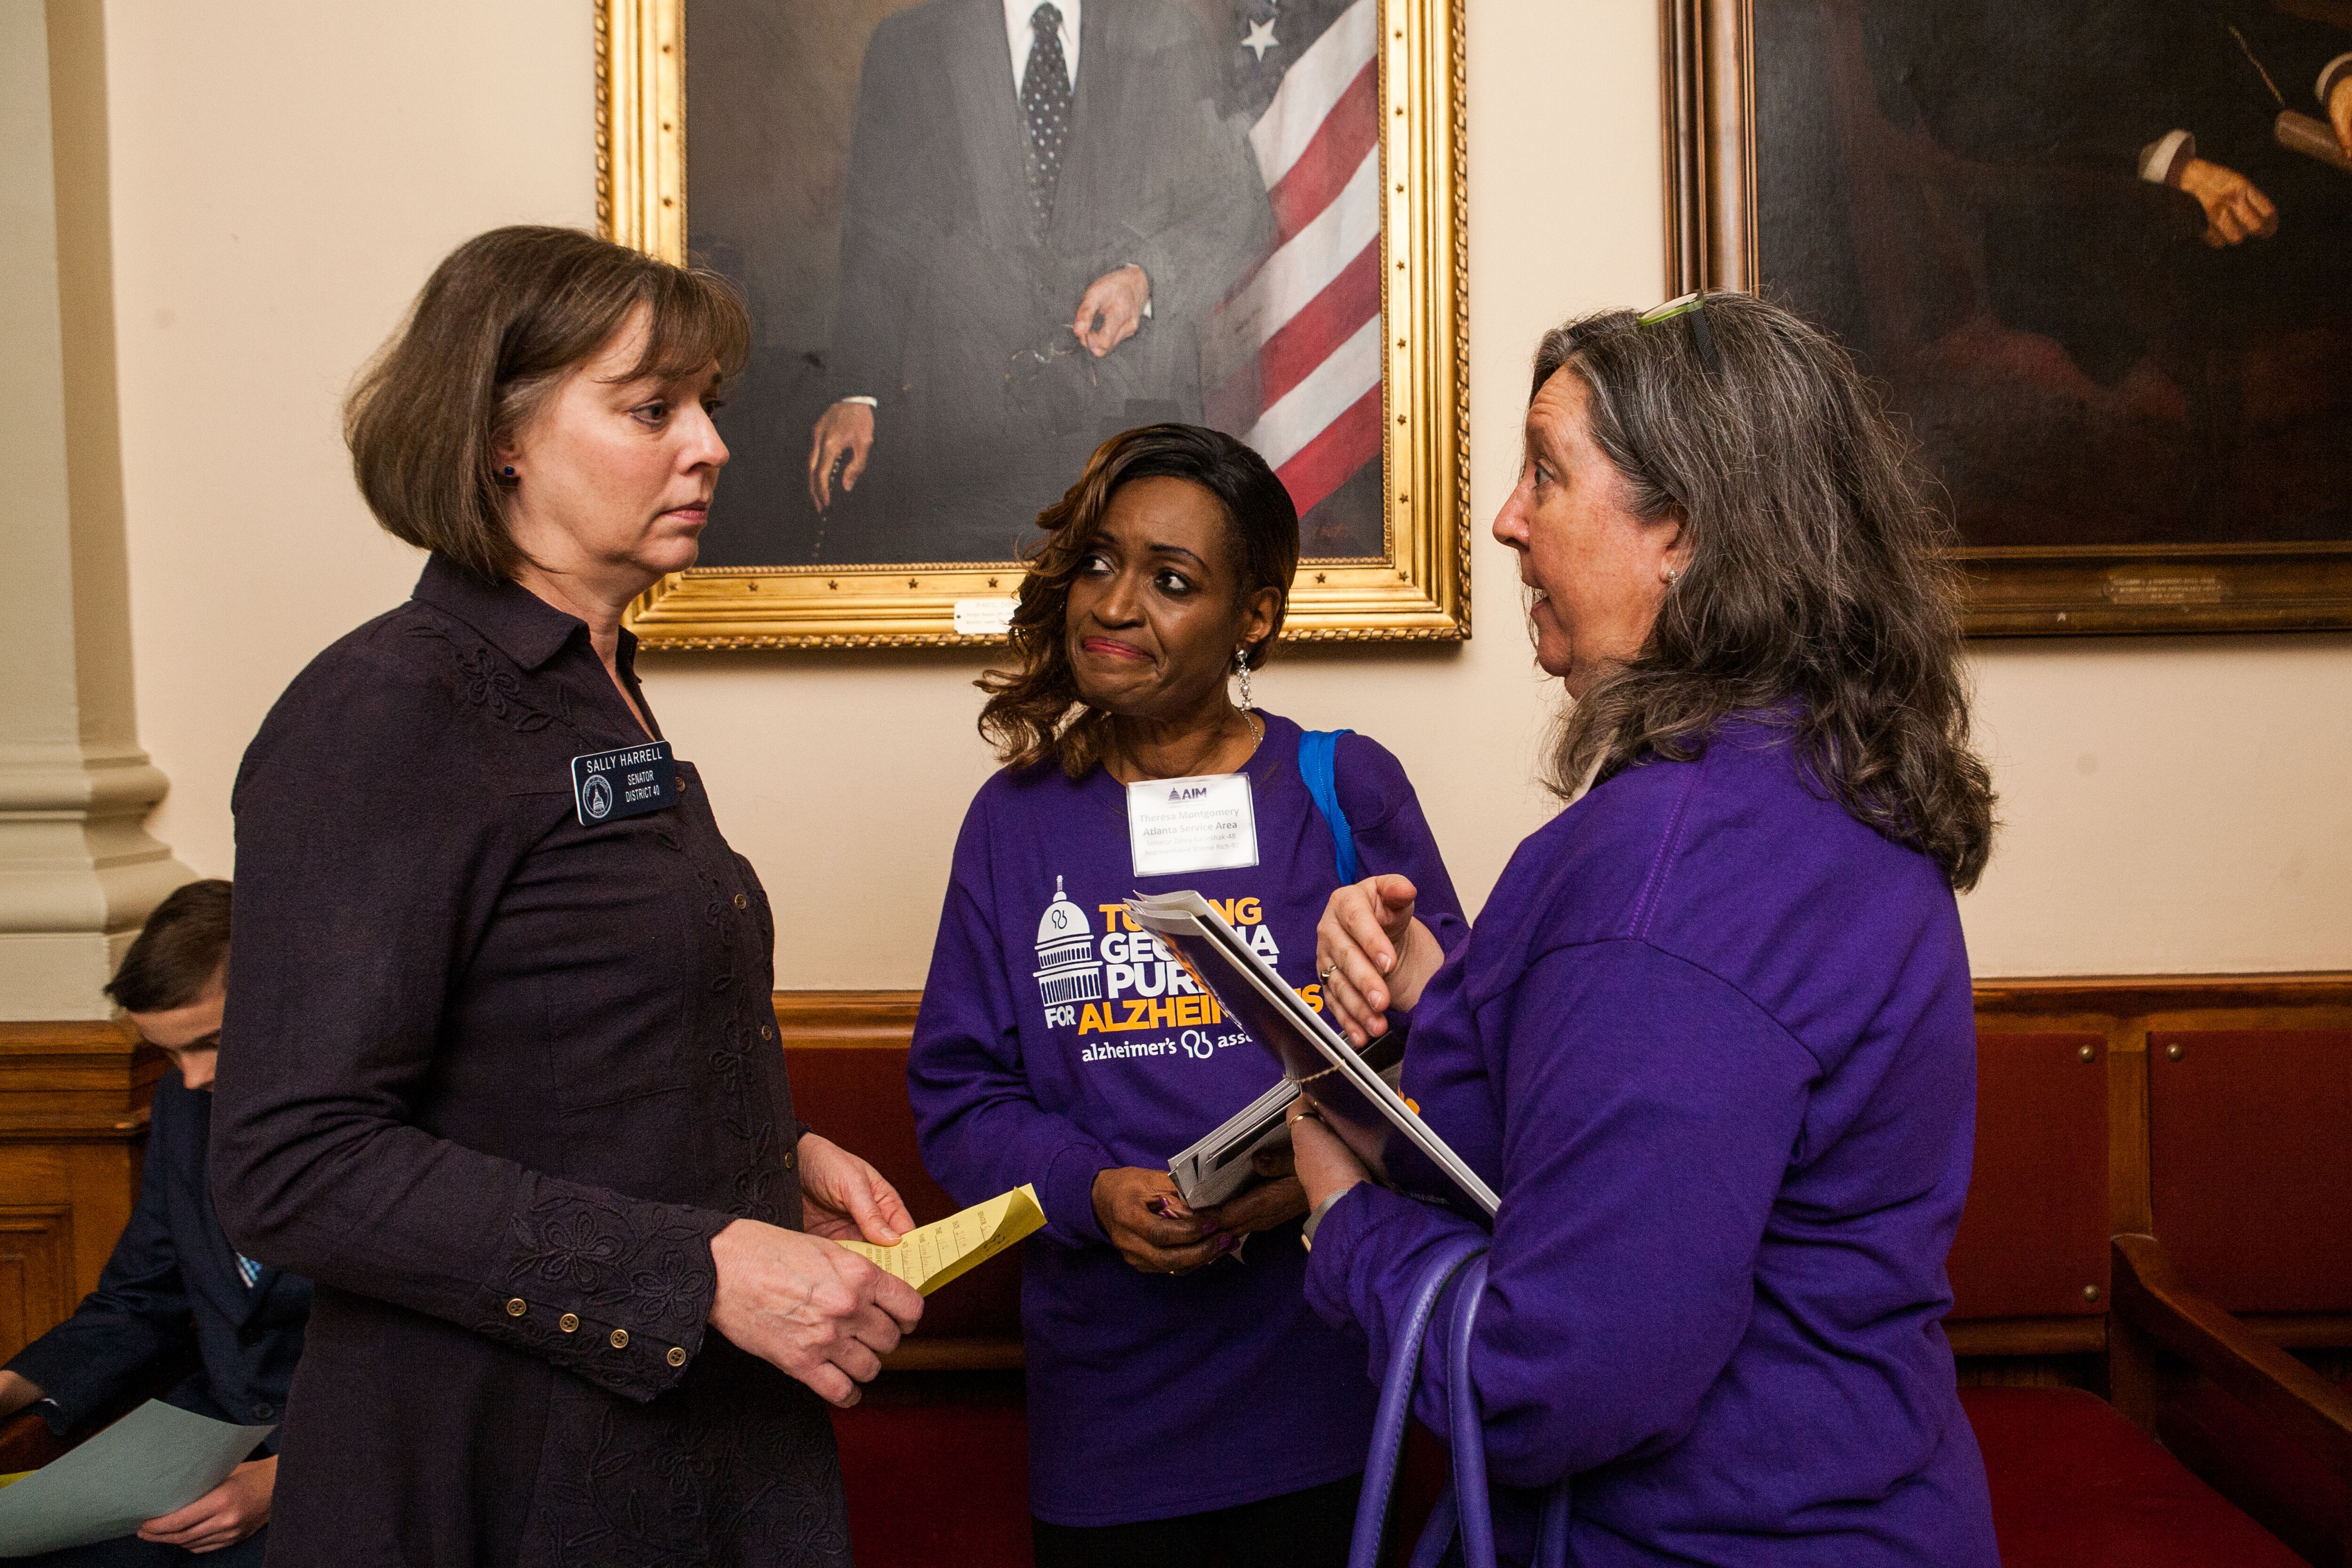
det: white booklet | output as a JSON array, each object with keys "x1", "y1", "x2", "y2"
[
  {"x1": 1165, "y1": 1031, "x2": 1406, "y2": 1208},
  {"x1": 1127, "y1": 891, "x2": 1499, "y2": 1224}
]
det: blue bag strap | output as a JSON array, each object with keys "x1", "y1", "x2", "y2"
[
  {"x1": 1347, "y1": 1232, "x2": 1486, "y2": 1568},
  {"x1": 1444, "y1": 1257, "x2": 1500, "y2": 1568},
  {"x1": 1298, "y1": 729, "x2": 1363, "y2": 887}
]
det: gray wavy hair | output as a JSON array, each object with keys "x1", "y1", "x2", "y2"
[{"x1": 1537, "y1": 291, "x2": 1996, "y2": 891}]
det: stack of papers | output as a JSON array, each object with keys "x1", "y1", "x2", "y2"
[
  {"x1": 835, "y1": 1184, "x2": 1047, "y2": 1295},
  {"x1": 1128, "y1": 890, "x2": 1498, "y2": 1223}
]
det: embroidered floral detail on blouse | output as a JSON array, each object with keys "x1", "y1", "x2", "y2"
[
  {"x1": 480, "y1": 1193, "x2": 724, "y2": 1399},
  {"x1": 409, "y1": 624, "x2": 577, "y2": 733},
  {"x1": 630, "y1": 1249, "x2": 713, "y2": 1328},
  {"x1": 670, "y1": 853, "x2": 793, "y2": 1226},
  {"x1": 530, "y1": 1367, "x2": 850, "y2": 1568},
  {"x1": 527, "y1": 1209, "x2": 629, "y2": 1290}
]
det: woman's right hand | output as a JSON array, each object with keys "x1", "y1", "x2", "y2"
[
  {"x1": 1317, "y1": 875, "x2": 1445, "y2": 1045},
  {"x1": 1092, "y1": 1167, "x2": 1230, "y2": 1274},
  {"x1": 707, "y1": 1218, "x2": 923, "y2": 1409}
]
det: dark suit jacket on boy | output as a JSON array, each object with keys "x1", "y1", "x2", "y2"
[{"x1": 6, "y1": 1073, "x2": 309, "y2": 1442}]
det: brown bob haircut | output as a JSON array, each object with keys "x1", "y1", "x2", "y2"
[
  {"x1": 344, "y1": 225, "x2": 750, "y2": 581},
  {"x1": 977, "y1": 424, "x2": 1300, "y2": 779},
  {"x1": 106, "y1": 879, "x2": 232, "y2": 1015}
]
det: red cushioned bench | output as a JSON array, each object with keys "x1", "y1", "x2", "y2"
[
  {"x1": 794, "y1": 1003, "x2": 2352, "y2": 1568},
  {"x1": 1963, "y1": 1385, "x2": 2304, "y2": 1567},
  {"x1": 2130, "y1": 1029, "x2": 2352, "y2": 1567},
  {"x1": 1951, "y1": 1028, "x2": 2352, "y2": 1566}
]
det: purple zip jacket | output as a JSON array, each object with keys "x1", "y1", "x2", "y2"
[
  {"x1": 1306, "y1": 717, "x2": 2001, "y2": 1567},
  {"x1": 910, "y1": 712, "x2": 1465, "y2": 1526}
]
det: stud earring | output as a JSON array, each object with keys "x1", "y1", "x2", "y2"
[
  {"x1": 501, "y1": 466, "x2": 517, "y2": 479},
  {"x1": 1663, "y1": 565, "x2": 1680, "y2": 586},
  {"x1": 1233, "y1": 647, "x2": 1254, "y2": 711}
]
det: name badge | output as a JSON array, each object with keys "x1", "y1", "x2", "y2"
[
  {"x1": 1127, "y1": 772, "x2": 1259, "y2": 878},
  {"x1": 571, "y1": 742, "x2": 678, "y2": 826}
]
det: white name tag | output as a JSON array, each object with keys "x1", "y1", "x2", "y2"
[{"x1": 1127, "y1": 772, "x2": 1260, "y2": 878}]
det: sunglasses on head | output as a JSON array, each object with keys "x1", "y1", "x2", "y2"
[{"x1": 1638, "y1": 291, "x2": 1722, "y2": 376}]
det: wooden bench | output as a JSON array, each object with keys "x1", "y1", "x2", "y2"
[{"x1": 792, "y1": 979, "x2": 2352, "y2": 1568}]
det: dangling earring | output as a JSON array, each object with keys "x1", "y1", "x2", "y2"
[{"x1": 1233, "y1": 647, "x2": 1254, "y2": 711}]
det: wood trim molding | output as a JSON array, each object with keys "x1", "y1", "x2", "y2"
[
  {"x1": 0, "y1": 1020, "x2": 165, "y2": 1142},
  {"x1": 882, "y1": 1337, "x2": 1025, "y2": 1373},
  {"x1": 1946, "y1": 1317, "x2": 2106, "y2": 1359},
  {"x1": 1973, "y1": 972, "x2": 2352, "y2": 1021},
  {"x1": 774, "y1": 976, "x2": 2352, "y2": 1043},
  {"x1": 773, "y1": 991, "x2": 922, "y2": 1048}
]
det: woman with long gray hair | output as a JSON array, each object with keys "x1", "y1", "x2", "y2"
[{"x1": 1291, "y1": 291, "x2": 2001, "y2": 1565}]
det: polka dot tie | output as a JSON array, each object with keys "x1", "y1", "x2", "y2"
[{"x1": 1022, "y1": 3, "x2": 1072, "y2": 238}]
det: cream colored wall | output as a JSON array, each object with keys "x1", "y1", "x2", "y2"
[{"x1": 107, "y1": 0, "x2": 2352, "y2": 990}]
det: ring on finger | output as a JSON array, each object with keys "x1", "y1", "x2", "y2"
[{"x1": 1319, "y1": 963, "x2": 1338, "y2": 982}]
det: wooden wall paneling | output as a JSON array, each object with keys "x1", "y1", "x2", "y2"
[
  {"x1": 774, "y1": 992, "x2": 1023, "y2": 1368},
  {"x1": 778, "y1": 978, "x2": 2352, "y2": 1374},
  {"x1": 0, "y1": 1021, "x2": 163, "y2": 1359},
  {"x1": 0, "y1": 1207, "x2": 74, "y2": 1355},
  {"x1": 2147, "y1": 1029, "x2": 2352, "y2": 1315},
  {"x1": 1947, "y1": 1031, "x2": 2110, "y2": 1321}
]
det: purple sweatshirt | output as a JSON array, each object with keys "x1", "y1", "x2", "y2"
[
  {"x1": 1306, "y1": 719, "x2": 2001, "y2": 1568},
  {"x1": 910, "y1": 713, "x2": 1465, "y2": 1526}
]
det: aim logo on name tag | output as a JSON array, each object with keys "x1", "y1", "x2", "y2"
[
  {"x1": 1127, "y1": 772, "x2": 1260, "y2": 878},
  {"x1": 570, "y1": 742, "x2": 679, "y2": 827}
]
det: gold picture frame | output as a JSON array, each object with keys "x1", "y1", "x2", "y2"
[{"x1": 597, "y1": 0, "x2": 1469, "y2": 649}]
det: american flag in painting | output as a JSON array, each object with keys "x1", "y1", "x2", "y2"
[{"x1": 1208, "y1": 0, "x2": 1383, "y2": 551}]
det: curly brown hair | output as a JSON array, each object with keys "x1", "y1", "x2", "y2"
[
  {"x1": 1537, "y1": 292, "x2": 1997, "y2": 891},
  {"x1": 977, "y1": 424, "x2": 1300, "y2": 778}
]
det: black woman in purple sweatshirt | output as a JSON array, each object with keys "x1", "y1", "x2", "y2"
[{"x1": 909, "y1": 425, "x2": 1463, "y2": 1567}]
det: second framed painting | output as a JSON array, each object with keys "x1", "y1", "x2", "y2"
[
  {"x1": 1666, "y1": 0, "x2": 2352, "y2": 634},
  {"x1": 599, "y1": 0, "x2": 1468, "y2": 647}
]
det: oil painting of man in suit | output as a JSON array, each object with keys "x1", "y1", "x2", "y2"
[
  {"x1": 1755, "y1": 0, "x2": 2352, "y2": 550},
  {"x1": 804, "y1": 0, "x2": 1271, "y2": 561},
  {"x1": 687, "y1": 0, "x2": 1272, "y2": 567}
]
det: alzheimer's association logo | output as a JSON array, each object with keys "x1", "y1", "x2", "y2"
[{"x1": 1032, "y1": 876, "x2": 1104, "y2": 1012}]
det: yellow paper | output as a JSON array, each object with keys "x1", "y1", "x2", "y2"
[{"x1": 835, "y1": 1184, "x2": 1047, "y2": 1295}]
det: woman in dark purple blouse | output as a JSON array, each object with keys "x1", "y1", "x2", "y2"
[
  {"x1": 1298, "y1": 294, "x2": 2004, "y2": 1567},
  {"x1": 212, "y1": 228, "x2": 922, "y2": 1567},
  {"x1": 908, "y1": 425, "x2": 1464, "y2": 1567}
]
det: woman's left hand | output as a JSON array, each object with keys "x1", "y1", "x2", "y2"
[
  {"x1": 1288, "y1": 1107, "x2": 1371, "y2": 1212},
  {"x1": 797, "y1": 1132, "x2": 915, "y2": 1245}
]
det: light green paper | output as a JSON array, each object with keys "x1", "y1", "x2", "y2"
[{"x1": 0, "y1": 1400, "x2": 274, "y2": 1557}]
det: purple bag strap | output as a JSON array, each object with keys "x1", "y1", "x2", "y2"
[{"x1": 1350, "y1": 1242, "x2": 1572, "y2": 1568}]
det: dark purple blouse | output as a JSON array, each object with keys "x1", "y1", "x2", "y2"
[
  {"x1": 213, "y1": 556, "x2": 843, "y2": 1568},
  {"x1": 1306, "y1": 718, "x2": 2002, "y2": 1567}
]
